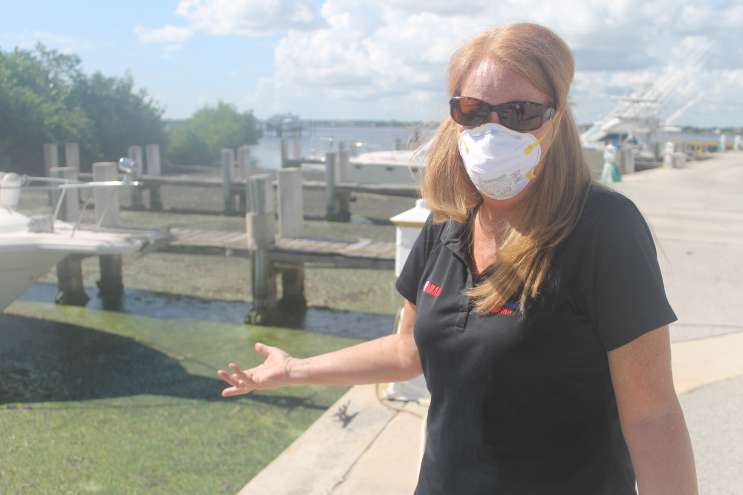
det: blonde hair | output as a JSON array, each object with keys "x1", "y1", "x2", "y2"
[{"x1": 421, "y1": 23, "x2": 592, "y2": 314}]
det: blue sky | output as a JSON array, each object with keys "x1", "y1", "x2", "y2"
[{"x1": 2, "y1": 0, "x2": 742, "y2": 127}]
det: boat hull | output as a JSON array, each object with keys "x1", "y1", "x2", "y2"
[{"x1": 0, "y1": 249, "x2": 66, "y2": 312}]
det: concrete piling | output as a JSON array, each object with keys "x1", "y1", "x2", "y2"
[
  {"x1": 222, "y1": 148, "x2": 236, "y2": 214},
  {"x1": 245, "y1": 174, "x2": 278, "y2": 324},
  {"x1": 93, "y1": 162, "x2": 124, "y2": 308},
  {"x1": 43, "y1": 144, "x2": 59, "y2": 177},
  {"x1": 278, "y1": 168, "x2": 303, "y2": 239},
  {"x1": 292, "y1": 136, "x2": 301, "y2": 161},
  {"x1": 127, "y1": 145, "x2": 145, "y2": 210},
  {"x1": 324, "y1": 151, "x2": 351, "y2": 222},
  {"x1": 237, "y1": 145, "x2": 253, "y2": 211},
  {"x1": 64, "y1": 143, "x2": 80, "y2": 173},
  {"x1": 280, "y1": 138, "x2": 289, "y2": 168},
  {"x1": 145, "y1": 144, "x2": 163, "y2": 211},
  {"x1": 51, "y1": 166, "x2": 89, "y2": 306}
]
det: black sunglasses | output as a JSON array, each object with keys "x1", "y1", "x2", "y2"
[{"x1": 449, "y1": 96, "x2": 556, "y2": 132}]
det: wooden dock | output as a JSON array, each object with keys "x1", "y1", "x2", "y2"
[
  {"x1": 44, "y1": 143, "x2": 411, "y2": 324},
  {"x1": 163, "y1": 227, "x2": 394, "y2": 270},
  {"x1": 76, "y1": 142, "x2": 420, "y2": 221},
  {"x1": 148, "y1": 170, "x2": 401, "y2": 324}
]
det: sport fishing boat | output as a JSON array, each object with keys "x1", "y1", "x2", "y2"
[
  {"x1": 580, "y1": 39, "x2": 713, "y2": 172},
  {"x1": 0, "y1": 163, "x2": 156, "y2": 312}
]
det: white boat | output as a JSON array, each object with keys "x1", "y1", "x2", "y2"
[
  {"x1": 580, "y1": 40, "x2": 713, "y2": 170},
  {"x1": 348, "y1": 149, "x2": 424, "y2": 186},
  {"x1": 0, "y1": 167, "x2": 152, "y2": 312},
  {"x1": 347, "y1": 135, "x2": 433, "y2": 186}
]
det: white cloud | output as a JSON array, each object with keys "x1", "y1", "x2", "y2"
[
  {"x1": 175, "y1": 0, "x2": 321, "y2": 36},
  {"x1": 264, "y1": 0, "x2": 743, "y2": 125},
  {"x1": 140, "y1": 0, "x2": 743, "y2": 125},
  {"x1": 135, "y1": 25, "x2": 193, "y2": 45}
]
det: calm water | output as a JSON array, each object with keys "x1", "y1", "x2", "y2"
[
  {"x1": 19, "y1": 283, "x2": 395, "y2": 341},
  {"x1": 250, "y1": 125, "x2": 431, "y2": 169},
  {"x1": 248, "y1": 126, "x2": 730, "y2": 170}
]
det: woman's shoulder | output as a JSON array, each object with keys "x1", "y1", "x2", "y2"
[
  {"x1": 423, "y1": 211, "x2": 462, "y2": 240},
  {"x1": 560, "y1": 182, "x2": 652, "y2": 255},
  {"x1": 579, "y1": 182, "x2": 646, "y2": 231},
  {"x1": 584, "y1": 182, "x2": 638, "y2": 216},
  {"x1": 579, "y1": 183, "x2": 654, "y2": 258}
]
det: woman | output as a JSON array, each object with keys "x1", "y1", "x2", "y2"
[{"x1": 218, "y1": 23, "x2": 698, "y2": 495}]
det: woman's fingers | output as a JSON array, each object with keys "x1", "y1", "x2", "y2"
[
  {"x1": 227, "y1": 362, "x2": 246, "y2": 379},
  {"x1": 217, "y1": 369, "x2": 241, "y2": 387},
  {"x1": 218, "y1": 343, "x2": 287, "y2": 397},
  {"x1": 254, "y1": 342, "x2": 270, "y2": 357},
  {"x1": 221, "y1": 385, "x2": 251, "y2": 397},
  {"x1": 218, "y1": 370, "x2": 256, "y2": 396},
  {"x1": 228, "y1": 362, "x2": 244, "y2": 374},
  {"x1": 218, "y1": 364, "x2": 252, "y2": 385}
]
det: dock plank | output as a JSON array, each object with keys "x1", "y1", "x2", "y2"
[{"x1": 160, "y1": 228, "x2": 395, "y2": 269}]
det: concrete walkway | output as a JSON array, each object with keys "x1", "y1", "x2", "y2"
[{"x1": 239, "y1": 152, "x2": 743, "y2": 495}]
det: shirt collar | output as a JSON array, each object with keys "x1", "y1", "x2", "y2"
[{"x1": 440, "y1": 208, "x2": 475, "y2": 259}]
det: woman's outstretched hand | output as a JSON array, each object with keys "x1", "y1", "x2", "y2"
[{"x1": 217, "y1": 342, "x2": 295, "y2": 397}]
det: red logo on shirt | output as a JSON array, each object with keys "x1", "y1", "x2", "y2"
[
  {"x1": 423, "y1": 280, "x2": 443, "y2": 297},
  {"x1": 491, "y1": 300, "x2": 519, "y2": 315}
]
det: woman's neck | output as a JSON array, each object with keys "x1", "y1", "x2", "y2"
[{"x1": 475, "y1": 198, "x2": 526, "y2": 241}]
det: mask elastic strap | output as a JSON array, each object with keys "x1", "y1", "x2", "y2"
[
  {"x1": 523, "y1": 131, "x2": 548, "y2": 156},
  {"x1": 523, "y1": 110, "x2": 561, "y2": 156}
]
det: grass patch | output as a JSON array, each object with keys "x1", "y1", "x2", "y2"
[{"x1": 0, "y1": 301, "x2": 362, "y2": 494}]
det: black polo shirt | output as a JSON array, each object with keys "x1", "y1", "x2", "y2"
[{"x1": 396, "y1": 183, "x2": 677, "y2": 495}]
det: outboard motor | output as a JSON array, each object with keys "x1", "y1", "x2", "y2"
[{"x1": 118, "y1": 157, "x2": 139, "y2": 185}]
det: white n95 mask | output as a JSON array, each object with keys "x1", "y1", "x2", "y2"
[{"x1": 458, "y1": 122, "x2": 545, "y2": 200}]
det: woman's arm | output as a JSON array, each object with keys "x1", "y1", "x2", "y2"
[
  {"x1": 289, "y1": 300, "x2": 421, "y2": 385},
  {"x1": 608, "y1": 325, "x2": 698, "y2": 495},
  {"x1": 218, "y1": 300, "x2": 422, "y2": 396}
]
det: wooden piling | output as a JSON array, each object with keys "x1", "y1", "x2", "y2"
[
  {"x1": 324, "y1": 151, "x2": 350, "y2": 222},
  {"x1": 43, "y1": 143, "x2": 59, "y2": 176},
  {"x1": 237, "y1": 145, "x2": 253, "y2": 180},
  {"x1": 51, "y1": 166, "x2": 89, "y2": 306},
  {"x1": 336, "y1": 142, "x2": 352, "y2": 221},
  {"x1": 237, "y1": 145, "x2": 253, "y2": 211},
  {"x1": 248, "y1": 174, "x2": 275, "y2": 215},
  {"x1": 245, "y1": 174, "x2": 278, "y2": 324},
  {"x1": 280, "y1": 266, "x2": 306, "y2": 310},
  {"x1": 277, "y1": 168, "x2": 303, "y2": 238},
  {"x1": 43, "y1": 143, "x2": 59, "y2": 206},
  {"x1": 222, "y1": 148, "x2": 236, "y2": 214},
  {"x1": 93, "y1": 162, "x2": 124, "y2": 307},
  {"x1": 280, "y1": 138, "x2": 289, "y2": 168},
  {"x1": 276, "y1": 167, "x2": 307, "y2": 308},
  {"x1": 325, "y1": 152, "x2": 338, "y2": 221},
  {"x1": 145, "y1": 144, "x2": 163, "y2": 210},
  {"x1": 127, "y1": 145, "x2": 145, "y2": 210},
  {"x1": 292, "y1": 136, "x2": 301, "y2": 160},
  {"x1": 64, "y1": 143, "x2": 80, "y2": 173},
  {"x1": 337, "y1": 141, "x2": 351, "y2": 183}
]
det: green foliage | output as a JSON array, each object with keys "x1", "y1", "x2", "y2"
[
  {"x1": 0, "y1": 44, "x2": 260, "y2": 173},
  {"x1": 0, "y1": 44, "x2": 164, "y2": 174},
  {"x1": 165, "y1": 102, "x2": 262, "y2": 166},
  {"x1": 68, "y1": 71, "x2": 165, "y2": 168},
  {"x1": 164, "y1": 126, "x2": 213, "y2": 166},
  {"x1": 0, "y1": 44, "x2": 90, "y2": 173}
]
